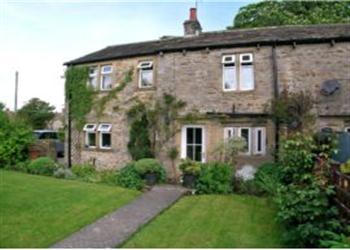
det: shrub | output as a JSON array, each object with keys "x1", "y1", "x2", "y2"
[
  {"x1": 254, "y1": 162, "x2": 281, "y2": 195},
  {"x1": 195, "y1": 162, "x2": 233, "y2": 194},
  {"x1": 27, "y1": 157, "x2": 57, "y2": 176},
  {"x1": 71, "y1": 164, "x2": 96, "y2": 179},
  {"x1": 53, "y1": 167, "x2": 75, "y2": 179},
  {"x1": 179, "y1": 159, "x2": 201, "y2": 176},
  {"x1": 116, "y1": 163, "x2": 145, "y2": 190},
  {"x1": 98, "y1": 170, "x2": 119, "y2": 186},
  {"x1": 340, "y1": 160, "x2": 350, "y2": 174},
  {"x1": 134, "y1": 158, "x2": 166, "y2": 182}
]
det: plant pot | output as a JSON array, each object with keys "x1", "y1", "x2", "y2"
[
  {"x1": 145, "y1": 173, "x2": 158, "y2": 186},
  {"x1": 183, "y1": 174, "x2": 197, "y2": 188}
]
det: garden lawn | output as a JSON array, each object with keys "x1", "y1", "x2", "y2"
[
  {"x1": 0, "y1": 170, "x2": 140, "y2": 248},
  {"x1": 123, "y1": 194, "x2": 284, "y2": 248}
]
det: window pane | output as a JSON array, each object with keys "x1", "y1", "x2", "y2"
[
  {"x1": 241, "y1": 129, "x2": 249, "y2": 152},
  {"x1": 223, "y1": 66, "x2": 236, "y2": 90},
  {"x1": 141, "y1": 70, "x2": 153, "y2": 87},
  {"x1": 88, "y1": 133, "x2": 96, "y2": 147},
  {"x1": 101, "y1": 75, "x2": 112, "y2": 89},
  {"x1": 257, "y1": 130, "x2": 262, "y2": 152},
  {"x1": 195, "y1": 128, "x2": 202, "y2": 144},
  {"x1": 89, "y1": 77, "x2": 97, "y2": 88},
  {"x1": 187, "y1": 128, "x2": 194, "y2": 144},
  {"x1": 186, "y1": 145, "x2": 193, "y2": 160},
  {"x1": 102, "y1": 65, "x2": 112, "y2": 73},
  {"x1": 194, "y1": 145, "x2": 202, "y2": 162},
  {"x1": 102, "y1": 133, "x2": 111, "y2": 148},
  {"x1": 240, "y1": 65, "x2": 254, "y2": 90}
]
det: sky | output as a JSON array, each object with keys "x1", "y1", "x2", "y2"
[{"x1": 0, "y1": 0, "x2": 256, "y2": 112}]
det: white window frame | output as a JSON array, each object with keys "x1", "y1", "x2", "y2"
[
  {"x1": 83, "y1": 123, "x2": 97, "y2": 132},
  {"x1": 224, "y1": 127, "x2": 237, "y2": 140},
  {"x1": 222, "y1": 55, "x2": 237, "y2": 92},
  {"x1": 138, "y1": 61, "x2": 153, "y2": 88},
  {"x1": 238, "y1": 127, "x2": 252, "y2": 155},
  {"x1": 181, "y1": 125, "x2": 206, "y2": 163},
  {"x1": 98, "y1": 123, "x2": 112, "y2": 149},
  {"x1": 83, "y1": 124, "x2": 97, "y2": 148},
  {"x1": 100, "y1": 65, "x2": 113, "y2": 90},
  {"x1": 239, "y1": 53, "x2": 254, "y2": 91},
  {"x1": 345, "y1": 127, "x2": 350, "y2": 133},
  {"x1": 88, "y1": 66, "x2": 98, "y2": 89},
  {"x1": 253, "y1": 127, "x2": 266, "y2": 155}
]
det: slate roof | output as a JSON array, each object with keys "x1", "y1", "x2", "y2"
[{"x1": 65, "y1": 24, "x2": 350, "y2": 65}]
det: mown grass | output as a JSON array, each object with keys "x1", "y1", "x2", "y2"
[
  {"x1": 0, "y1": 170, "x2": 140, "y2": 248},
  {"x1": 123, "y1": 194, "x2": 284, "y2": 248}
]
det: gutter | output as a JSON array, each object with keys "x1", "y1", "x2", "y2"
[{"x1": 272, "y1": 43, "x2": 280, "y2": 162}]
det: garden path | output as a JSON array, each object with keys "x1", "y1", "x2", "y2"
[{"x1": 51, "y1": 185, "x2": 188, "y2": 248}]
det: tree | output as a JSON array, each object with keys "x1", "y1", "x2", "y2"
[
  {"x1": 0, "y1": 102, "x2": 5, "y2": 111},
  {"x1": 229, "y1": 1, "x2": 350, "y2": 29},
  {"x1": 17, "y1": 98, "x2": 55, "y2": 129}
]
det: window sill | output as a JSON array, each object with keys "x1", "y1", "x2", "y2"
[
  {"x1": 222, "y1": 89, "x2": 255, "y2": 94},
  {"x1": 136, "y1": 86, "x2": 156, "y2": 91},
  {"x1": 83, "y1": 147, "x2": 113, "y2": 152}
]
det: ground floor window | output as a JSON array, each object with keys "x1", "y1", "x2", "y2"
[
  {"x1": 98, "y1": 124, "x2": 112, "y2": 149},
  {"x1": 83, "y1": 124, "x2": 97, "y2": 148},
  {"x1": 224, "y1": 126, "x2": 266, "y2": 156},
  {"x1": 181, "y1": 126, "x2": 205, "y2": 162},
  {"x1": 345, "y1": 127, "x2": 350, "y2": 133}
]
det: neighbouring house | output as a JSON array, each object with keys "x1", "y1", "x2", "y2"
[
  {"x1": 64, "y1": 8, "x2": 350, "y2": 176},
  {"x1": 47, "y1": 112, "x2": 64, "y2": 131}
]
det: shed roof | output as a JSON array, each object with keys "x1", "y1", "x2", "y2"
[{"x1": 65, "y1": 24, "x2": 350, "y2": 65}]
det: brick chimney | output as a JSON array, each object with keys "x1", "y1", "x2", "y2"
[{"x1": 183, "y1": 8, "x2": 202, "y2": 37}]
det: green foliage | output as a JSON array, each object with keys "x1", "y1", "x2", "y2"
[
  {"x1": 230, "y1": 1, "x2": 350, "y2": 29},
  {"x1": 127, "y1": 103, "x2": 154, "y2": 160},
  {"x1": 116, "y1": 163, "x2": 145, "y2": 190},
  {"x1": 340, "y1": 159, "x2": 350, "y2": 174},
  {"x1": 320, "y1": 232, "x2": 350, "y2": 248},
  {"x1": 254, "y1": 162, "x2": 281, "y2": 195},
  {"x1": 276, "y1": 134, "x2": 342, "y2": 247},
  {"x1": 95, "y1": 68, "x2": 133, "y2": 117},
  {"x1": 195, "y1": 162, "x2": 233, "y2": 194},
  {"x1": 212, "y1": 137, "x2": 246, "y2": 165},
  {"x1": 134, "y1": 158, "x2": 166, "y2": 182},
  {"x1": 0, "y1": 102, "x2": 5, "y2": 111},
  {"x1": 269, "y1": 89, "x2": 315, "y2": 132},
  {"x1": 179, "y1": 158, "x2": 201, "y2": 176},
  {"x1": 65, "y1": 66, "x2": 94, "y2": 130},
  {"x1": 71, "y1": 163, "x2": 96, "y2": 179},
  {"x1": 233, "y1": 178, "x2": 264, "y2": 196},
  {"x1": 98, "y1": 170, "x2": 119, "y2": 185},
  {"x1": 27, "y1": 157, "x2": 57, "y2": 176},
  {"x1": 0, "y1": 111, "x2": 34, "y2": 168},
  {"x1": 167, "y1": 147, "x2": 178, "y2": 160},
  {"x1": 17, "y1": 98, "x2": 55, "y2": 129}
]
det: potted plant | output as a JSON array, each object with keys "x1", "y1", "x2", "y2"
[
  {"x1": 134, "y1": 158, "x2": 165, "y2": 186},
  {"x1": 179, "y1": 159, "x2": 201, "y2": 188}
]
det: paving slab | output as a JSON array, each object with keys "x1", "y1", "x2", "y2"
[{"x1": 52, "y1": 185, "x2": 188, "y2": 248}]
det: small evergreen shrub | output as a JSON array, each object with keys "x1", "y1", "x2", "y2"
[
  {"x1": 195, "y1": 162, "x2": 233, "y2": 194},
  {"x1": 27, "y1": 157, "x2": 57, "y2": 176},
  {"x1": 98, "y1": 170, "x2": 119, "y2": 186},
  {"x1": 233, "y1": 178, "x2": 264, "y2": 196},
  {"x1": 53, "y1": 167, "x2": 75, "y2": 179},
  {"x1": 179, "y1": 159, "x2": 201, "y2": 176},
  {"x1": 71, "y1": 164, "x2": 96, "y2": 179},
  {"x1": 134, "y1": 158, "x2": 166, "y2": 182},
  {"x1": 116, "y1": 163, "x2": 145, "y2": 190},
  {"x1": 254, "y1": 162, "x2": 282, "y2": 195}
]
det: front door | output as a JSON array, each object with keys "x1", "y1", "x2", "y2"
[{"x1": 181, "y1": 126, "x2": 205, "y2": 162}]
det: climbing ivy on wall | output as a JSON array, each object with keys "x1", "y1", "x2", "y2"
[{"x1": 65, "y1": 66, "x2": 94, "y2": 130}]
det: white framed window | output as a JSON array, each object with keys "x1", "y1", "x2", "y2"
[
  {"x1": 239, "y1": 53, "x2": 254, "y2": 91},
  {"x1": 253, "y1": 127, "x2": 266, "y2": 155},
  {"x1": 83, "y1": 124, "x2": 97, "y2": 148},
  {"x1": 100, "y1": 65, "x2": 113, "y2": 90},
  {"x1": 224, "y1": 127, "x2": 237, "y2": 140},
  {"x1": 238, "y1": 127, "x2": 251, "y2": 155},
  {"x1": 345, "y1": 127, "x2": 350, "y2": 133},
  {"x1": 138, "y1": 61, "x2": 153, "y2": 88},
  {"x1": 181, "y1": 125, "x2": 206, "y2": 162},
  {"x1": 88, "y1": 66, "x2": 98, "y2": 89},
  {"x1": 98, "y1": 123, "x2": 112, "y2": 149},
  {"x1": 222, "y1": 55, "x2": 237, "y2": 91}
]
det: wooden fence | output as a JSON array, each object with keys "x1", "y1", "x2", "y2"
[{"x1": 331, "y1": 165, "x2": 350, "y2": 224}]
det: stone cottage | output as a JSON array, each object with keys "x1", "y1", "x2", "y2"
[{"x1": 64, "y1": 8, "x2": 350, "y2": 176}]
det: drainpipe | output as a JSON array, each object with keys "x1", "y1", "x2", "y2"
[
  {"x1": 272, "y1": 43, "x2": 280, "y2": 161},
  {"x1": 67, "y1": 81, "x2": 72, "y2": 168}
]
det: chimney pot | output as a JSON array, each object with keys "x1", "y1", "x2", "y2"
[
  {"x1": 183, "y1": 7, "x2": 202, "y2": 36},
  {"x1": 190, "y1": 8, "x2": 197, "y2": 21}
]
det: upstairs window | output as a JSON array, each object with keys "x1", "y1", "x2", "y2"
[
  {"x1": 83, "y1": 123, "x2": 97, "y2": 148},
  {"x1": 98, "y1": 123, "x2": 112, "y2": 149},
  {"x1": 138, "y1": 61, "x2": 153, "y2": 88},
  {"x1": 88, "y1": 66, "x2": 98, "y2": 89},
  {"x1": 100, "y1": 65, "x2": 113, "y2": 90},
  {"x1": 222, "y1": 55, "x2": 237, "y2": 91},
  {"x1": 239, "y1": 53, "x2": 254, "y2": 91}
]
